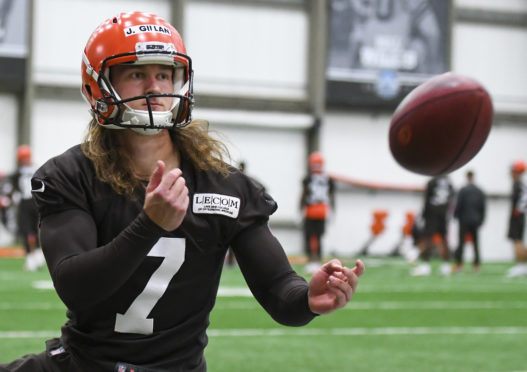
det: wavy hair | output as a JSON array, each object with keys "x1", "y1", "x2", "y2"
[{"x1": 81, "y1": 119, "x2": 231, "y2": 196}]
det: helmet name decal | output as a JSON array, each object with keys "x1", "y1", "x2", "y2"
[
  {"x1": 125, "y1": 24, "x2": 171, "y2": 37},
  {"x1": 193, "y1": 193, "x2": 240, "y2": 218}
]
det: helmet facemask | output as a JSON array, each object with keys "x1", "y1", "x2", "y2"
[{"x1": 91, "y1": 47, "x2": 193, "y2": 135}]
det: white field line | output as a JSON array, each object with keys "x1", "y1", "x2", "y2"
[
  {"x1": 0, "y1": 303, "x2": 65, "y2": 310},
  {"x1": 2, "y1": 300, "x2": 527, "y2": 312},
  {"x1": 217, "y1": 285, "x2": 527, "y2": 296},
  {"x1": 2, "y1": 326, "x2": 527, "y2": 339},
  {"x1": 207, "y1": 327, "x2": 527, "y2": 337},
  {"x1": 213, "y1": 300, "x2": 527, "y2": 310},
  {"x1": 0, "y1": 281, "x2": 520, "y2": 294},
  {"x1": 0, "y1": 331, "x2": 59, "y2": 339}
]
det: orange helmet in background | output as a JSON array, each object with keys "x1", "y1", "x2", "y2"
[
  {"x1": 17, "y1": 145, "x2": 32, "y2": 164},
  {"x1": 308, "y1": 152, "x2": 324, "y2": 173},
  {"x1": 511, "y1": 160, "x2": 526, "y2": 174}
]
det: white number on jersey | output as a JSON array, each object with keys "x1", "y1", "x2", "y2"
[{"x1": 115, "y1": 237, "x2": 185, "y2": 334}]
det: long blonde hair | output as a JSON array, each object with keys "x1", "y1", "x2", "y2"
[{"x1": 82, "y1": 119, "x2": 231, "y2": 196}]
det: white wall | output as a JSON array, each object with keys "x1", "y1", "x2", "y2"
[
  {"x1": 185, "y1": 1, "x2": 308, "y2": 100},
  {"x1": 452, "y1": 23, "x2": 527, "y2": 115},
  {"x1": 33, "y1": 0, "x2": 171, "y2": 86},
  {"x1": 30, "y1": 96, "x2": 87, "y2": 165}
]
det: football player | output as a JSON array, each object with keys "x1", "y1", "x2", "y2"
[
  {"x1": 452, "y1": 170, "x2": 486, "y2": 273},
  {"x1": 506, "y1": 160, "x2": 527, "y2": 277},
  {"x1": 2, "y1": 145, "x2": 45, "y2": 271},
  {"x1": 411, "y1": 175, "x2": 455, "y2": 276},
  {"x1": 300, "y1": 152, "x2": 335, "y2": 274},
  {"x1": 1, "y1": 11, "x2": 364, "y2": 372}
]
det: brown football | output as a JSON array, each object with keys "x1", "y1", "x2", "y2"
[{"x1": 389, "y1": 72, "x2": 493, "y2": 176}]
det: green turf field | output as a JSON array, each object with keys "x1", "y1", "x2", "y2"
[{"x1": 1, "y1": 257, "x2": 526, "y2": 371}]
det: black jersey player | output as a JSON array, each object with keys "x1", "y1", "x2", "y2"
[
  {"x1": 0, "y1": 11, "x2": 365, "y2": 372},
  {"x1": 1, "y1": 145, "x2": 45, "y2": 271},
  {"x1": 506, "y1": 160, "x2": 527, "y2": 277},
  {"x1": 300, "y1": 152, "x2": 335, "y2": 273},
  {"x1": 411, "y1": 175, "x2": 454, "y2": 276}
]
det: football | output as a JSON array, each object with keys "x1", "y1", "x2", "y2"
[{"x1": 389, "y1": 72, "x2": 493, "y2": 176}]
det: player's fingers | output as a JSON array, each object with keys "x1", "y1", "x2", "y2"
[
  {"x1": 352, "y1": 259, "x2": 365, "y2": 277},
  {"x1": 157, "y1": 167, "x2": 183, "y2": 193},
  {"x1": 146, "y1": 160, "x2": 165, "y2": 193},
  {"x1": 169, "y1": 177, "x2": 189, "y2": 208},
  {"x1": 326, "y1": 275, "x2": 351, "y2": 305},
  {"x1": 173, "y1": 174, "x2": 187, "y2": 194},
  {"x1": 341, "y1": 267, "x2": 360, "y2": 295},
  {"x1": 322, "y1": 259, "x2": 364, "y2": 300},
  {"x1": 322, "y1": 258, "x2": 343, "y2": 274}
]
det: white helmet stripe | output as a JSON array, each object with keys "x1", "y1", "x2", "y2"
[{"x1": 82, "y1": 52, "x2": 99, "y2": 80}]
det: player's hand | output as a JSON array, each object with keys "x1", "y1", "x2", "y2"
[
  {"x1": 144, "y1": 160, "x2": 189, "y2": 231},
  {"x1": 307, "y1": 259, "x2": 365, "y2": 315}
]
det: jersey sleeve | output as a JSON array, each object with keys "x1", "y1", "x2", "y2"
[
  {"x1": 40, "y1": 209, "x2": 164, "y2": 310},
  {"x1": 231, "y1": 223, "x2": 316, "y2": 326},
  {"x1": 226, "y1": 171, "x2": 315, "y2": 326},
  {"x1": 228, "y1": 172, "x2": 278, "y2": 239}
]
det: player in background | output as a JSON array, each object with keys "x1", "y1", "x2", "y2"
[
  {"x1": 300, "y1": 152, "x2": 336, "y2": 274},
  {"x1": 0, "y1": 171, "x2": 8, "y2": 229},
  {"x1": 2, "y1": 145, "x2": 45, "y2": 271},
  {"x1": 453, "y1": 170, "x2": 486, "y2": 273},
  {"x1": 0, "y1": 12, "x2": 365, "y2": 372},
  {"x1": 411, "y1": 174, "x2": 454, "y2": 276},
  {"x1": 506, "y1": 160, "x2": 527, "y2": 277}
]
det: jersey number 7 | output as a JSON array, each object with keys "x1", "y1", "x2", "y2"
[{"x1": 115, "y1": 237, "x2": 186, "y2": 334}]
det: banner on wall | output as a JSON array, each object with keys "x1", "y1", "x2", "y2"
[
  {"x1": 0, "y1": 0, "x2": 28, "y2": 91},
  {"x1": 326, "y1": 0, "x2": 451, "y2": 109}
]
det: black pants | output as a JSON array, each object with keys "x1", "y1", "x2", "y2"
[
  {"x1": 508, "y1": 213, "x2": 524, "y2": 241},
  {"x1": 303, "y1": 218, "x2": 326, "y2": 260},
  {"x1": 16, "y1": 198, "x2": 40, "y2": 253},
  {"x1": 0, "y1": 338, "x2": 79, "y2": 372},
  {"x1": 454, "y1": 223, "x2": 480, "y2": 265},
  {"x1": 0, "y1": 338, "x2": 205, "y2": 372}
]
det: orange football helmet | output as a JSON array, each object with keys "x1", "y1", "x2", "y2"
[
  {"x1": 81, "y1": 11, "x2": 193, "y2": 134},
  {"x1": 17, "y1": 145, "x2": 31, "y2": 163},
  {"x1": 512, "y1": 160, "x2": 526, "y2": 174},
  {"x1": 308, "y1": 152, "x2": 324, "y2": 173}
]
